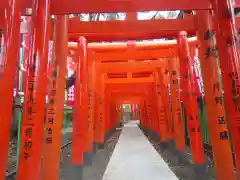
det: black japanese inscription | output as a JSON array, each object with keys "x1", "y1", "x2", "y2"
[
  {"x1": 214, "y1": 96, "x2": 224, "y2": 105},
  {"x1": 24, "y1": 140, "x2": 32, "y2": 148},
  {"x1": 47, "y1": 128, "x2": 52, "y2": 135},
  {"x1": 47, "y1": 117, "x2": 54, "y2": 124},
  {"x1": 25, "y1": 128, "x2": 33, "y2": 137},
  {"x1": 46, "y1": 137, "x2": 53, "y2": 144},
  {"x1": 220, "y1": 131, "x2": 229, "y2": 140},
  {"x1": 27, "y1": 106, "x2": 36, "y2": 116},
  {"x1": 24, "y1": 152, "x2": 30, "y2": 160},
  {"x1": 217, "y1": 116, "x2": 226, "y2": 124}
]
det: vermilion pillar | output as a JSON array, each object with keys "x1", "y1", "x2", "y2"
[
  {"x1": 130, "y1": 104, "x2": 134, "y2": 119},
  {"x1": 142, "y1": 100, "x2": 148, "y2": 128},
  {"x1": 96, "y1": 74, "x2": 106, "y2": 148},
  {"x1": 104, "y1": 88, "x2": 110, "y2": 137},
  {"x1": 158, "y1": 66, "x2": 172, "y2": 141},
  {"x1": 107, "y1": 91, "x2": 112, "y2": 133},
  {"x1": 109, "y1": 100, "x2": 114, "y2": 128},
  {"x1": 139, "y1": 101, "x2": 145, "y2": 126},
  {"x1": 155, "y1": 72, "x2": 168, "y2": 141},
  {"x1": 168, "y1": 58, "x2": 186, "y2": 156},
  {"x1": 211, "y1": 0, "x2": 240, "y2": 177},
  {"x1": 117, "y1": 104, "x2": 120, "y2": 124},
  {"x1": 146, "y1": 83, "x2": 159, "y2": 135},
  {"x1": 167, "y1": 59, "x2": 178, "y2": 146},
  {"x1": 17, "y1": 0, "x2": 51, "y2": 179},
  {"x1": 107, "y1": 88, "x2": 115, "y2": 136},
  {"x1": 178, "y1": 32, "x2": 205, "y2": 178},
  {"x1": 71, "y1": 50, "x2": 84, "y2": 179},
  {"x1": 196, "y1": 10, "x2": 235, "y2": 180},
  {"x1": 136, "y1": 104, "x2": 140, "y2": 119},
  {"x1": 93, "y1": 68, "x2": 101, "y2": 150},
  {"x1": 85, "y1": 48, "x2": 94, "y2": 165},
  {"x1": 111, "y1": 100, "x2": 117, "y2": 128},
  {"x1": 133, "y1": 104, "x2": 137, "y2": 119},
  {"x1": 139, "y1": 103, "x2": 143, "y2": 125},
  {"x1": 131, "y1": 104, "x2": 134, "y2": 119},
  {"x1": 151, "y1": 84, "x2": 159, "y2": 134},
  {"x1": 146, "y1": 101, "x2": 152, "y2": 130},
  {"x1": 91, "y1": 61, "x2": 97, "y2": 153},
  {"x1": 120, "y1": 104, "x2": 124, "y2": 123},
  {"x1": 77, "y1": 37, "x2": 90, "y2": 165},
  {"x1": 144, "y1": 87, "x2": 151, "y2": 129},
  {"x1": 41, "y1": 15, "x2": 68, "y2": 180},
  {"x1": 116, "y1": 104, "x2": 120, "y2": 126},
  {"x1": 132, "y1": 104, "x2": 136, "y2": 120},
  {"x1": 101, "y1": 74, "x2": 106, "y2": 143},
  {"x1": 72, "y1": 50, "x2": 82, "y2": 163},
  {"x1": 0, "y1": 1, "x2": 21, "y2": 179}
]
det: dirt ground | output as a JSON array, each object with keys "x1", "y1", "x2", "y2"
[
  {"x1": 139, "y1": 126, "x2": 216, "y2": 180},
  {"x1": 6, "y1": 123, "x2": 220, "y2": 180},
  {"x1": 59, "y1": 129, "x2": 122, "y2": 180}
]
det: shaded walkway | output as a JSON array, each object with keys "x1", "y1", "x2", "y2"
[{"x1": 102, "y1": 121, "x2": 179, "y2": 180}]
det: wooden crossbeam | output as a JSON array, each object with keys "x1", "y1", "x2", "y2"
[
  {"x1": 91, "y1": 48, "x2": 177, "y2": 61},
  {"x1": 68, "y1": 17, "x2": 195, "y2": 41},
  {"x1": 96, "y1": 60, "x2": 164, "y2": 73},
  {"x1": 104, "y1": 75, "x2": 155, "y2": 84}
]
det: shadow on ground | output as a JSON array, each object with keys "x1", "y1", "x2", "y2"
[{"x1": 60, "y1": 129, "x2": 122, "y2": 180}]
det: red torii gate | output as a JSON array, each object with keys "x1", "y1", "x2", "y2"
[
  {"x1": 0, "y1": 0, "x2": 211, "y2": 14},
  {"x1": 1, "y1": 1, "x2": 240, "y2": 180}
]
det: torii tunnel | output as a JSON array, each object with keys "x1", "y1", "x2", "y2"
[{"x1": 2, "y1": 0, "x2": 240, "y2": 180}]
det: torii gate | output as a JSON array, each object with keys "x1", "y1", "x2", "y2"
[{"x1": 0, "y1": 1, "x2": 240, "y2": 180}]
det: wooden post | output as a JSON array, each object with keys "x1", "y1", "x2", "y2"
[
  {"x1": 178, "y1": 31, "x2": 206, "y2": 178},
  {"x1": 96, "y1": 74, "x2": 106, "y2": 148},
  {"x1": 41, "y1": 15, "x2": 68, "y2": 180},
  {"x1": 77, "y1": 37, "x2": 90, "y2": 166},
  {"x1": 211, "y1": 0, "x2": 240, "y2": 177},
  {"x1": 0, "y1": 0, "x2": 21, "y2": 179},
  {"x1": 148, "y1": 83, "x2": 159, "y2": 135},
  {"x1": 196, "y1": 10, "x2": 235, "y2": 180},
  {"x1": 71, "y1": 51, "x2": 83, "y2": 179},
  {"x1": 168, "y1": 57, "x2": 186, "y2": 155},
  {"x1": 85, "y1": 47, "x2": 94, "y2": 165},
  {"x1": 158, "y1": 66, "x2": 172, "y2": 141},
  {"x1": 17, "y1": 0, "x2": 51, "y2": 179}
]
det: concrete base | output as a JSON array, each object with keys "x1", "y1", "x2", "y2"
[
  {"x1": 175, "y1": 150, "x2": 189, "y2": 165},
  {"x1": 105, "y1": 128, "x2": 115, "y2": 141},
  {"x1": 84, "y1": 152, "x2": 93, "y2": 166},
  {"x1": 139, "y1": 124, "x2": 144, "y2": 129},
  {"x1": 144, "y1": 127, "x2": 150, "y2": 134},
  {"x1": 150, "y1": 130, "x2": 160, "y2": 140},
  {"x1": 167, "y1": 139, "x2": 176, "y2": 154},
  {"x1": 138, "y1": 124, "x2": 145, "y2": 132},
  {"x1": 97, "y1": 143, "x2": 105, "y2": 149},
  {"x1": 119, "y1": 121, "x2": 124, "y2": 127},
  {"x1": 93, "y1": 142, "x2": 98, "y2": 154},
  {"x1": 194, "y1": 164, "x2": 208, "y2": 180},
  {"x1": 64, "y1": 165, "x2": 83, "y2": 180},
  {"x1": 110, "y1": 128, "x2": 116, "y2": 135},
  {"x1": 116, "y1": 123, "x2": 121, "y2": 128},
  {"x1": 160, "y1": 141, "x2": 173, "y2": 151}
]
